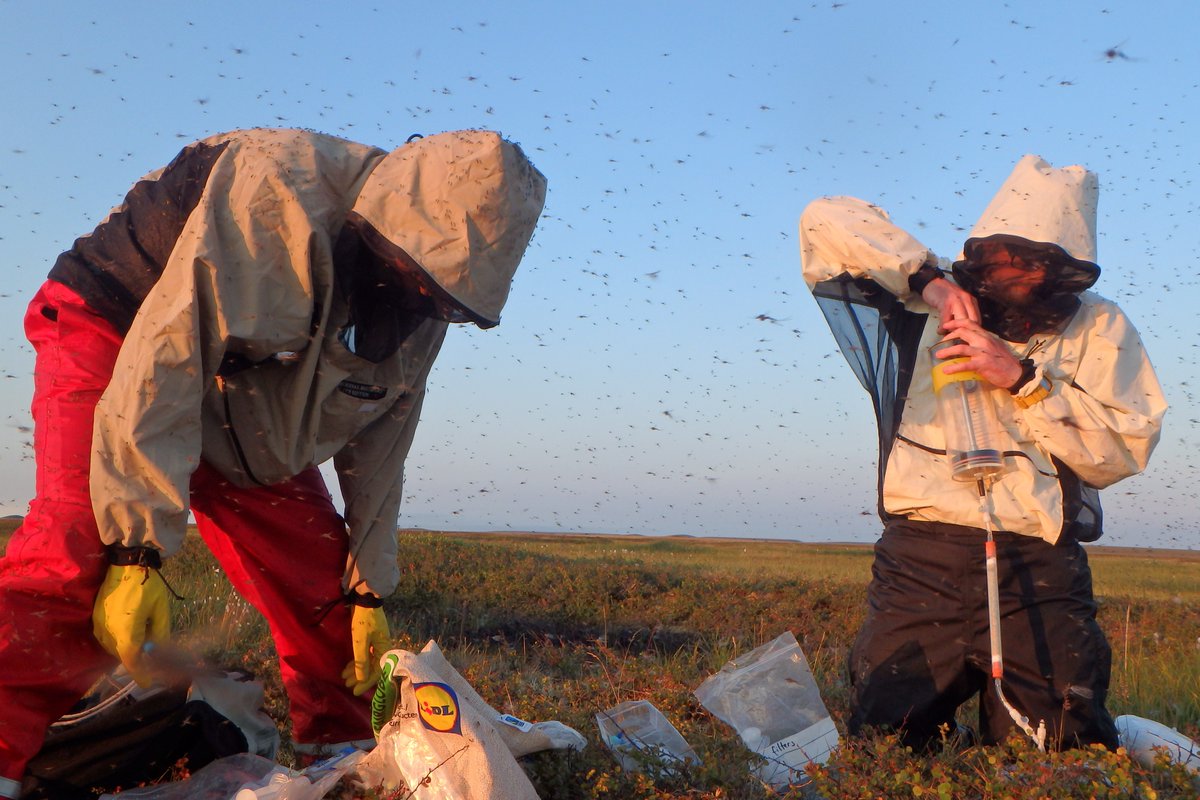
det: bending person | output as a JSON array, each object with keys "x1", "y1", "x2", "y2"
[{"x1": 0, "y1": 127, "x2": 547, "y2": 795}]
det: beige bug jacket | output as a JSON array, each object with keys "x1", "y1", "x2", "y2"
[
  {"x1": 799, "y1": 157, "x2": 1165, "y2": 543},
  {"x1": 86, "y1": 128, "x2": 547, "y2": 595}
]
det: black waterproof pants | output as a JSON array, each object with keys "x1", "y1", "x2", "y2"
[{"x1": 848, "y1": 518, "x2": 1118, "y2": 750}]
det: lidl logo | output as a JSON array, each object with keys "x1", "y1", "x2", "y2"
[{"x1": 413, "y1": 682, "x2": 462, "y2": 735}]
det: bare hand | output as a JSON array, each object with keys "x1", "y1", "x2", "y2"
[
  {"x1": 921, "y1": 277, "x2": 980, "y2": 327},
  {"x1": 936, "y1": 318, "x2": 1024, "y2": 390}
]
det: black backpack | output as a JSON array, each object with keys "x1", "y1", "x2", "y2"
[{"x1": 22, "y1": 670, "x2": 277, "y2": 800}]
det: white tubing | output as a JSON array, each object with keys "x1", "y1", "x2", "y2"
[
  {"x1": 985, "y1": 539, "x2": 1003, "y2": 678},
  {"x1": 979, "y1": 480, "x2": 1047, "y2": 751}
]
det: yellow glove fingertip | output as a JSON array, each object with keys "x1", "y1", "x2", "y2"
[{"x1": 352, "y1": 675, "x2": 378, "y2": 697}]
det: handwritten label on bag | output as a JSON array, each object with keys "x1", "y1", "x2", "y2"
[{"x1": 754, "y1": 716, "x2": 839, "y2": 788}]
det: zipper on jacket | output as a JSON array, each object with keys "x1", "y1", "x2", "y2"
[{"x1": 214, "y1": 375, "x2": 268, "y2": 487}]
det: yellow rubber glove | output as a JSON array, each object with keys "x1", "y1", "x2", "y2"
[
  {"x1": 343, "y1": 604, "x2": 390, "y2": 697},
  {"x1": 92, "y1": 564, "x2": 171, "y2": 687}
]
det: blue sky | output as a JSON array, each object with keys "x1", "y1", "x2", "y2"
[{"x1": 0, "y1": 1, "x2": 1196, "y2": 548}]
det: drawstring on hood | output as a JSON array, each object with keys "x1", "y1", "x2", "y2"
[{"x1": 951, "y1": 155, "x2": 1101, "y2": 342}]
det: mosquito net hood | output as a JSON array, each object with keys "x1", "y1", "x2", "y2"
[{"x1": 952, "y1": 155, "x2": 1101, "y2": 342}]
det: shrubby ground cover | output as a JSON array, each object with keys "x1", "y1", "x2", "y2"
[{"x1": 4, "y1": 523, "x2": 1197, "y2": 798}]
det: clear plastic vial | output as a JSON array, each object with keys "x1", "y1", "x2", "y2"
[{"x1": 930, "y1": 340, "x2": 1004, "y2": 481}]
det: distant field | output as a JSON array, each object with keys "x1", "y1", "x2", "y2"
[
  {"x1": 2, "y1": 520, "x2": 1197, "y2": 798},
  {"x1": 444, "y1": 529, "x2": 1200, "y2": 596}
]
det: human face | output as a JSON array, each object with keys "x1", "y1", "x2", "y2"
[{"x1": 971, "y1": 242, "x2": 1049, "y2": 307}]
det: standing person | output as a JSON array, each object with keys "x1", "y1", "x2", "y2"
[
  {"x1": 0, "y1": 127, "x2": 547, "y2": 796},
  {"x1": 799, "y1": 155, "x2": 1165, "y2": 750}
]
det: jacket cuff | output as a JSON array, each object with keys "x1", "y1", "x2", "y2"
[
  {"x1": 1008, "y1": 358, "x2": 1038, "y2": 393},
  {"x1": 346, "y1": 591, "x2": 384, "y2": 608},
  {"x1": 907, "y1": 262, "x2": 945, "y2": 296},
  {"x1": 106, "y1": 544, "x2": 164, "y2": 569}
]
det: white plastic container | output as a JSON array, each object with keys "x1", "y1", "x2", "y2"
[{"x1": 1116, "y1": 715, "x2": 1200, "y2": 773}]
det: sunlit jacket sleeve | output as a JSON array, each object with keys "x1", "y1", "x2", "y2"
[{"x1": 800, "y1": 195, "x2": 937, "y2": 299}]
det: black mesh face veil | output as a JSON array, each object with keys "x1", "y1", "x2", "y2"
[
  {"x1": 346, "y1": 211, "x2": 495, "y2": 329},
  {"x1": 811, "y1": 274, "x2": 928, "y2": 521},
  {"x1": 951, "y1": 234, "x2": 1100, "y2": 343}
]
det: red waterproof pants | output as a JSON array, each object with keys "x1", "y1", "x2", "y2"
[{"x1": 0, "y1": 281, "x2": 371, "y2": 784}]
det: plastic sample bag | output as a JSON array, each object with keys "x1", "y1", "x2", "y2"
[
  {"x1": 358, "y1": 641, "x2": 582, "y2": 799},
  {"x1": 96, "y1": 749, "x2": 364, "y2": 800},
  {"x1": 694, "y1": 631, "x2": 839, "y2": 790},
  {"x1": 595, "y1": 700, "x2": 699, "y2": 777},
  {"x1": 95, "y1": 753, "x2": 281, "y2": 800}
]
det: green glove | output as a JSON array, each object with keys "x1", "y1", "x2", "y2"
[
  {"x1": 92, "y1": 564, "x2": 171, "y2": 687},
  {"x1": 342, "y1": 601, "x2": 390, "y2": 697}
]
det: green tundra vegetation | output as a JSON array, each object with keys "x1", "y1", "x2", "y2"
[{"x1": 2, "y1": 521, "x2": 1197, "y2": 798}]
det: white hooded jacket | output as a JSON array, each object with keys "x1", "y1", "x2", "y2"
[
  {"x1": 799, "y1": 156, "x2": 1165, "y2": 542},
  {"x1": 68, "y1": 128, "x2": 547, "y2": 595}
]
